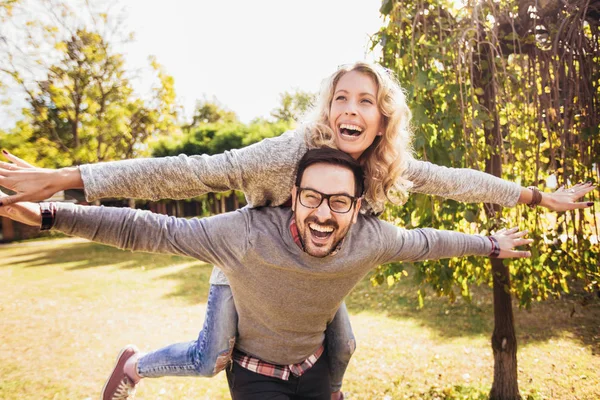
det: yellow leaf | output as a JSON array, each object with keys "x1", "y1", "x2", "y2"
[
  {"x1": 387, "y1": 275, "x2": 395, "y2": 287},
  {"x1": 55, "y1": 42, "x2": 68, "y2": 52}
]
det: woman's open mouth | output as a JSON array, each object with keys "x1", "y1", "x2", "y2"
[{"x1": 338, "y1": 123, "x2": 363, "y2": 138}]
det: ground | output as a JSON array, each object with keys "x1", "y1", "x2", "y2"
[{"x1": 1, "y1": 237, "x2": 598, "y2": 399}]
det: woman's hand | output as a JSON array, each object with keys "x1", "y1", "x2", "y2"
[
  {"x1": 538, "y1": 182, "x2": 596, "y2": 212},
  {"x1": 491, "y1": 227, "x2": 533, "y2": 258},
  {"x1": 0, "y1": 189, "x2": 42, "y2": 226},
  {"x1": 0, "y1": 150, "x2": 83, "y2": 206}
]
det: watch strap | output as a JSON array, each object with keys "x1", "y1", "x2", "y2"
[
  {"x1": 488, "y1": 236, "x2": 501, "y2": 258},
  {"x1": 40, "y1": 202, "x2": 56, "y2": 231}
]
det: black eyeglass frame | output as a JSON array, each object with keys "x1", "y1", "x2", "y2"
[{"x1": 296, "y1": 187, "x2": 360, "y2": 214}]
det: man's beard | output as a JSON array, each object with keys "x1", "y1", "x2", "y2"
[{"x1": 298, "y1": 215, "x2": 343, "y2": 258}]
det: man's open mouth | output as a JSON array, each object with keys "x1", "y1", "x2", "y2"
[
  {"x1": 308, "y1": 222, "x2": 334, "y2": 241},
  {"x1": 338, "y1": 123, "x2": 363, "y2": 137}
]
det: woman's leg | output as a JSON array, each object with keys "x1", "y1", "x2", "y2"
[
  {"x1": 325, "y1": 301, "x2": 355, "y2": 394},
  {"x1": 137, "y1": 283, "x2": 238, "y2": 377},
  {"x1": 102, "y1": 284, "x2": 238, "y2": 399}
]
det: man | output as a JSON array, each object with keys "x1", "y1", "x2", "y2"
[{"x1": 0, "y1": 148, "x2": 531, "y2": 400}]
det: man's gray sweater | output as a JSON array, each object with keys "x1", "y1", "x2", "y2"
[{"x1": 53, "y1": 203, "x2": 492, "y2": 365}]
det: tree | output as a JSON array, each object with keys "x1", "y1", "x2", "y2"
[
  {"x1": 375, "y1": 0, "x2": 599, "y2": 398},
  {"x1": 270, "y1": 90, "x2": 315, "y2": 123},
  {"x1": 184, "y1": 97, "x2": 238, "y2": 129},
  {"x1": 0, "y1": 0, "x2": 178, "y2": 167}
]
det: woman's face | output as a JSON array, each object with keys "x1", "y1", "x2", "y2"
[{"x1": 328, "y1": 70, "x2": 384, "y2": 160}]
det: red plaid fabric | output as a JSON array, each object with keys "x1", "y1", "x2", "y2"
[
  {"x1": 290, "y1": 218, "x2": 302, "y2": 248},
  {"x1": 233, "y1": 345, "x2": 325, "y2": 380}
]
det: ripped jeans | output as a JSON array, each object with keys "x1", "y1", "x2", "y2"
[{"x1": 137, "y1": 284, "x2": 356, "y2": 392}]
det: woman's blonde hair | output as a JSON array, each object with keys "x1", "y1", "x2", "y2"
[{"x1": 301, "y1": 62, "x2": 414, "y2": 213}]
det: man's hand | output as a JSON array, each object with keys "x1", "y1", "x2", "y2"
[
  {"x1": 539, "y1": 182, "x2": 596, "y2": 212},
  {"x1": 0, "y1": 189, "x2": 42, "y2": 227},
  {"x1": 491, "y1": 227, "x2": 533, "y2": 258},
  {"x1": 0, "y1": 150, "x2": 83, "y2": 206}
]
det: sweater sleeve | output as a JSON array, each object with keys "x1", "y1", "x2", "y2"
[
  {"x1": 377, "y1": 220, "x2": 492, "y2": 264},
  {"x1": 52, "y1": 203, "x2": 249, "y2": 267},
  {"x1": 402, "y1": 158, "x2": 522, "y2": 207},
  {"x1": 79, "y1": 130, "x2": 307, "y2": 205}
]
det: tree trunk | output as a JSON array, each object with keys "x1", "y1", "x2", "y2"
[
  {"x1": 489, "y1": 259, "x2": 520, "y2": 399},
  {"x1": 220, "y1": 195, "x2": 226, "y2": 214},
  {"x1": 473, "y1": 21, "x2": 522, "y2": 400},
  {"x1": 209, "y1": 193, "x2": 217, "y2": 215},
  {"x1": 233, "y1": 192, "x2": 239, "y2": 210}
]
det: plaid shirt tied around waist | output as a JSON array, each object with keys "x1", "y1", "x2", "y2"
[{"x1": 233, "y1": 345, "x2": 325, "y2": 380}]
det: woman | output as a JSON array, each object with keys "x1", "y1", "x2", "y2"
[{"x1": 0, "y1": 62, "x2": 594, "y2": 400}]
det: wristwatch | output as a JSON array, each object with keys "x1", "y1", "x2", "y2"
[{"x1": 40, "y1": 202, "x2": 56, "y2": 231}]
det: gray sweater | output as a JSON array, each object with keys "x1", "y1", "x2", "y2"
[
  {"x1": 78, "y1": 129, "x2": 521, "y2": 285},
  {"x1": 80, "y1": 130, "x2": 522, "y2": 211},
  {"x1": 53, "y1": 203, "x2": 492, "y2": 365}
]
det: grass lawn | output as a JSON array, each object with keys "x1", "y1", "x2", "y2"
[{"x1": 1, "y1": 237, "x2": 598, "y2": 399}]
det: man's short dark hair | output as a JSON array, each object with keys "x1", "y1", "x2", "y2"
[{"x1": 295, "y1": 147, "x2": 365, "y2": 197}]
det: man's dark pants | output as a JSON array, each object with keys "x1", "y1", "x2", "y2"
[{"x1": 226, "y1": 349, "x2": 331, "y2": 400}]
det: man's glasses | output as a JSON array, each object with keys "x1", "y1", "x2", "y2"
[{"x1": 296, "y1": 187, "x2": 358, "y2": 214}]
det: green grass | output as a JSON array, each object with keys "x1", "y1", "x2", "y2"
[{"x1": 1, "y1": 237, "x2": 598, "y2": 399}]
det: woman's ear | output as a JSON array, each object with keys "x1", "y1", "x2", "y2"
[{"x1": 377, "y1": 120, "x2": 387, "y2": 136}]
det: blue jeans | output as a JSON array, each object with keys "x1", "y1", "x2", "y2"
[{"x1": 137, "y1": 284, "x2": 355, "y2": 392}]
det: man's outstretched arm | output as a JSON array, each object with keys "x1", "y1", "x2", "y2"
[
  {"x1": 375, "y1": 220, "x2": 532, "y2": 265},
  {"x1": 0, "y1": 195, "x2": 249, "y2": 267}
]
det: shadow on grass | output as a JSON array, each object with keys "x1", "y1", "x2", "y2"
[
  {"x1": 346, "y1": 269, "x2": 600, "y2": 352},
  {"x1": 346, "y1": 271, "x2": 492, "y2": 337},
  {"x1": 3, "y1": 241, "x2": 195, "y2": 271},
  {"x1": 158, "y1": 261, "x2": 214, "y2": 304}
]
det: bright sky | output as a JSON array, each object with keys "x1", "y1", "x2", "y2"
[
  {"x1": 1, "y1": 0, "x2": 384, "y2": 128},
  {"x1": 118, "y1": 0, "x2": 384, "y2": 123}
]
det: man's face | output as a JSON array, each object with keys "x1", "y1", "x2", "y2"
[{"x1": 292, "y1": 163, "x2": 361, "y2": 258}]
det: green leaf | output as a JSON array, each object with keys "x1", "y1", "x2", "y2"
[
  {"x1": 380, "y1": 0, "x2": 393, "y2": 15},
  {"x1": 416, "y1": 70, "x2": 429, "y2": 89},
  {"x1": 464, "y1": 210, "x2": 477, "y2": 223}
]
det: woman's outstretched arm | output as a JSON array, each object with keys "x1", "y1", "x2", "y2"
[
  {"x1": 403, "y1": 158, "x2": 595, "y2": 211},
  {"x1": 0, "y1": 130, "x2": 306, "y2": 206},
  {"x1": 0, "y1": 191, "x2": 249, "y2": 267},
  {"x1": 0, "y1": 133, "x2": 595, "y2": 211}
]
